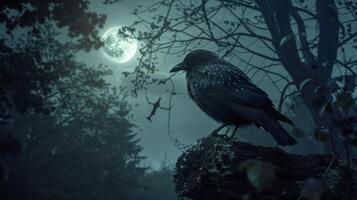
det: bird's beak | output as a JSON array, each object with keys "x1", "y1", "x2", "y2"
[{"x1": 170, "y1": 62, "x2": 187, "y2": 73}]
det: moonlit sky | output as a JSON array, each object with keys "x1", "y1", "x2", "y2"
[
  {"x1": 101, "y1": 26, "x2": 138, "y2": 63},
  {"x1": 78, "y1": 0, "x2": 217, "y2": 168},
  {"x1": 77, "y1": 0, "x2": 321, "y2": 169}
]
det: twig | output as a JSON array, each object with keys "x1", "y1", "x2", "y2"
[
  {"x1": 322, "y1": 152, "x2": 335, "y2": 183},
  {"x1": 145, "y1": 94, "x2": 170, "y2": 122},
  {"x1": 157, "y1": 72, "x2": 177, "y2": 85}
]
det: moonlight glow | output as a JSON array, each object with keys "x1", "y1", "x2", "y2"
[{"x1": 101, "y1": 26, "x2": 138, "y2": 63}]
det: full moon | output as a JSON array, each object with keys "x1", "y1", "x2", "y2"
[{"x1": 101, "y1": 26, "x2": 138, "y2": 63}]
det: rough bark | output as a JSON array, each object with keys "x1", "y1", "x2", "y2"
[
  {"x1": 255, "y1": 0, "x2": 311, "y2": 84},
  {"x1": 254, "y1": 0, "x2": 345, "y2": 155},
  {"x1": 174, "y1": 135, "x2": 356, "y2": 200},
  {"x1": 316, "y1": 0, "x2": 339, "y2": 83}
]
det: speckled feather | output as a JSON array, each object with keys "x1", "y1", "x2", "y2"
[
  {"x1": 186, "y1": 58, "x2": 272, "y2": 119},
  {"x1": 178, "y1": 49, "x2": 296, "y2": 146}
]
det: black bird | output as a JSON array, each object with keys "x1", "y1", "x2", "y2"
[{"x1": 170, "y1": 49, "x2": 297, "y2": 146}]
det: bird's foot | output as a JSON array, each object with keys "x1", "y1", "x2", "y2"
[
  {"x1": 229, "y1": 126, "x2": 239, "y2": 140},
  {"x1": 209, "y1": 124, "x2": 227, "y2": 137},
  {"x1": 224, "y1": 126, "x2": 232, "y2": 136}
]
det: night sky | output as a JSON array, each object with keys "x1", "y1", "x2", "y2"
[
  {"x1": 77, "y1": 0, "x2": 322, "y2": 168},
  {"x1": 75, "y1": 0, "x2": 213, "y2": 168},
  {"x1": 1, "y1": 1, "x2": 356, "y2": 199}
]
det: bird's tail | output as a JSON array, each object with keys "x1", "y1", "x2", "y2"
[
  {"x1": 261, "y1": 118, "x2": 297, "y2": 146},
  {"x1": 264, "y1": 107, "x2": 297, "y2": 145},
  {"x1": 230, "y1": 104, "x2": 297, "y2": 146},
  {"x1": 266, "y1": 106, "x2": 293, "y2": 125}
]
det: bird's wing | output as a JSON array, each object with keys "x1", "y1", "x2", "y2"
[
  {"x1": 188, "y1": 62, "x2": 296, "y2": 145},
  {"x1": 229, "y1": 103, "x2": 296, "y2": 145},
  {"x1": 197, "y1": 62, "x2": 272, "y2": 107}
]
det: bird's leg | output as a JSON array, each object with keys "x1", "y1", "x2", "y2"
[
  {"x1": 224, "y1": 126, "x2": 232, "y2": 136},
  {"x1": 210, "y1": 124, "x2": 227, "y2": 136},
  {"x1": 230, "y1": 126, "x2": 239, "y2": 139}
]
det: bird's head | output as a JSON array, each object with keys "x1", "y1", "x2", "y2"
[{"x1": 170, "y1": 49, "x2": 217, "y2": 73}]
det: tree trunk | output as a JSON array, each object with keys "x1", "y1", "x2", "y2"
[{"x1": 254, "y1": 0, "x2": 344, "y2": 155}]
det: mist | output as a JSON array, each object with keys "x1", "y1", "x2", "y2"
[{"x1": 0, "y1": 0, "x2": 356, "y2": 199}]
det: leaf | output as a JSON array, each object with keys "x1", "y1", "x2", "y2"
[
  {"x1": 207, "y1": 166, "x2": 219, "y2": 173},
  {"x1": 335, "y1": 91, "x2": 354, "y2": 111},
  {"x1": 321, "y1": 60, "x2": 332, "y2": 67},
  {"x1": 239, "y1": 160, "x2": 275, "y2": 192},
  {"x1": 319, "y1": 102, "x2": 332, "y2": 116},
  {"x1": 344, "y1": 75, "x2": 356, "y2": 92},
  {"x1": 299, "y1": 78, "x2": 313, "y2": 91},
  {"x1": 314, "y1": 128, "x2": 330, "y2": 143},
  {"x1": 279, "y1": 34, "x2": 294, "y2": 47},
  {"x1": 301, "y1": 178, "x2": 325, "y2": 200},
  {"x1": 314, "y1": 85, "x2": 323, "y2": 93}
]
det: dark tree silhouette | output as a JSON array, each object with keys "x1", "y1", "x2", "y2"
[
  {"x1": 0, "y1": 28, "x2": 146, "y2": 200},
  {"x1": 0, "y1": 0, "x2": 106, "y2": 50},
  {"x1": 137, "y1": 157, "x2": 178, "y2": 200},
  {"x1": 0, "y1": 2, "x2": 147, "y2": 199},
  {"x1": 0, "y1": 0, "x2": 106, "y2": 135}
]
